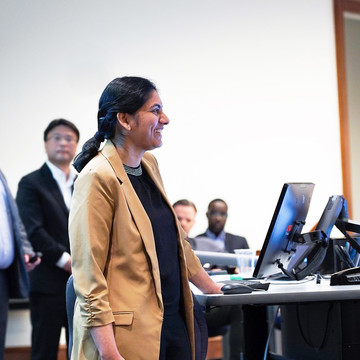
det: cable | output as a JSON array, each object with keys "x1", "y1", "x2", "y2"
[
  {"x1": 263, "y1": 305, "x2": 281, "y2": 360},
  {"x1": 266, "y1": 275, "x2": 315, "y2": 285},
  {"x1": 295, "y1": 302, "x2": 333, "y2": 351}
]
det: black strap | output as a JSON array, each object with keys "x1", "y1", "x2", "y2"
[{"x1": 336, "y1": 220, "x2": 360, "y2": 255}]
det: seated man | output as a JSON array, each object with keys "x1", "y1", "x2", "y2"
[
  {"x1": 196, "y1": 198, "x2": 248, "y2": 274},
  {"x1": 173, "y1": 199, "x2": 246, "y2": 360},
  {"x1": 196, "y1": 198, "x2": 248, "y2": 253}
]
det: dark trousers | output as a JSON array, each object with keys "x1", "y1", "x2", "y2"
[
  {"x1": 159, "y1": 312, "x2": 192, "y2": 360},
  {"x1": 243, "y1": 305, "x2": 268, "y2": 360},
  {"x1": 0, "y1": 270, "x2": 9, "y2": 360},
  {"x1": 30, "y1": 292, "x2": 69, "y2": 360}
]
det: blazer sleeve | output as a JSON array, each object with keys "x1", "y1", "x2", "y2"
[
  {"x1": 17, "y1": 213, "x2": 34, "y2": 255},
  {"x1": 176, "y1": 221, "x2": 203, "y2": 278},
  {"x1": 69, "y1": 168, "x2": 116, "y2": 327},
  {"x1": 182, "y1": 239, "x2": 203, "y2": 278}
]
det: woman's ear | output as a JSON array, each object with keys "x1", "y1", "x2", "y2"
[{"x1": 117, "y1": 113, "x2": 131, "y2": 131}]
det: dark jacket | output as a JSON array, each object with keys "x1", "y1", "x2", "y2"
[
  {"x1": 0, "y1": 169, "x2": 31, "y2": 299},
  {"x1": 16, "y1": 163, "x2": 71, "y2": 294},
  {"x1": 195, "y1": 232, "x2": 249, "y2": 253}
]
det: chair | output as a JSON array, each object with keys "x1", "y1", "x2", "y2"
[
  {"x1": 65, "y1": 275, "x2": 76, "y2": 359},
  {"x1": 193, "y1": 292, "x2": 209, "y2": 360}
]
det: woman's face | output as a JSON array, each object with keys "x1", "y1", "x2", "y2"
[{"x1": 127, "y1": 90, "x2": 170, "y2": 152}]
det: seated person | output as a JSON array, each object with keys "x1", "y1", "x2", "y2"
[
  {"x1": 173, "y1": 199, "x2": 246, "y2": 360},
  {"x1": 196, "y1": 198, "x2": 249, "y2": 273},
  {"x1": 196, "y1": 198, "x2": 248, "y2": 253},
  {"x1": 172, "y1": 199, "x2": 222, "y2": 252}
]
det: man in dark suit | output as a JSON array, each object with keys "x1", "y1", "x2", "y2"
[
  {"x1": 0, "y1": 169, "x2": 40, "y2": 360},
  {"x1": 196, "y1": 198, "x2": 248, "y2": 254},
  {"x1": 16, "y1": 119, "x2": 79, "y2": 360},
  {"x1": 195, "y1": 198, "x2": 249, "y2": 360}
]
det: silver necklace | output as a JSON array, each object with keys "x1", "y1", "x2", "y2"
[{"x1": 123, "y1": 163, "x2": 142, "y2": 176}]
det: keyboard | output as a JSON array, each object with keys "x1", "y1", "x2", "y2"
[
  {"x1": 330, "y1": 266, "x2": 360, "y2": 285},
  {"x1": 221, "y1": 279, "x2": 270, "y2": 291}
]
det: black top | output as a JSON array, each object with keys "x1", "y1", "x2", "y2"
[{"x1": 127, "y1": 167, "x2": 181, "y2": 315}]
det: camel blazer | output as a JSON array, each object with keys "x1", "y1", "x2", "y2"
[{"x1": 69, "y1": 141, "x2": 203, "y2": 360}]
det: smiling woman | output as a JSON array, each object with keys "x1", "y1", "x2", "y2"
[{"x1": 69, "y1": 76, "x2": 223, "y2": 360}]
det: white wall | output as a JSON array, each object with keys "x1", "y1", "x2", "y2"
[
  {"x1": 0, "y1": 0, "x2": 342, "y2": 252},
  {"x1": 345, "y1": 14, "x2": 360, "y2": 221}
]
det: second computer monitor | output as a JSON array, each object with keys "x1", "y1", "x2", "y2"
[{"x1": 253, "y1": 182, "x2": 315, "y2": 279}]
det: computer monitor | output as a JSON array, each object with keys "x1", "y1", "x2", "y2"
[
  {"x1": 291, "y1": 194, "x2": 345, "y2": 276},
  {"x1": 316, "y1": 195, "x2": 360, "y2": 273},
  {"x1": 316, "y1": 195, "x2": 346, "y2": 237},
  {"x1": 290, "y1": 194, "x2": 360, "y2": 277},
  {"x1": 253, "y1": 182, "x2": 315, "y2": 279}
]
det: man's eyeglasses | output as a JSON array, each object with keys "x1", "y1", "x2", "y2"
[
  {"x1": 208, "y1": 210, "x2": 228, "y2": 218},
  {"x1": 46, "y1": 134, "x2": 77, "y2": 144}
]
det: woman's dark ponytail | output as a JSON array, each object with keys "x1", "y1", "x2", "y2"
[{"x1": 72, "y1": 135, "x2": 103, "y2": 172}]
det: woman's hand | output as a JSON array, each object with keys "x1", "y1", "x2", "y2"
[
  {"x1": 189, "y1": 267, "x2": 223, "y2": 294},
  {"x1": 90, "y1": 324, "x2": 125, "y2": 360}
]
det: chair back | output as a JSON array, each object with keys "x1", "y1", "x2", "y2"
[
  {"x1": 66, "y1": 274, "x2": 76, "y2": 359},
  {"x1": 192, "y1": 292, "x2": 208, "y2": 360}
]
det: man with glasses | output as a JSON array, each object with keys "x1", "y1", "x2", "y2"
[
  {"x1": 196, "y1": 198, "x2": 248, "y2": 256},
  {"x1": 16, "y1": 119, "x2": 80, "y2": 360}
]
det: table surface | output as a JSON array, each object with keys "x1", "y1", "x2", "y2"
[{"x1": 192, "y1": 275, "x2": 360, "y2": 306}]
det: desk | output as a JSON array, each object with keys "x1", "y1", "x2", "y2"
[
  {"x1": 194, "y1": 277, "x2": 360, "y2": 306},
  {"x1": 193, "y1": 277, "x2": 360, "y2": 360}
]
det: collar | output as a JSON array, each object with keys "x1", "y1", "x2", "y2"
[
  {"x1": 205, "y1": 229, "x2": 226, "y2": 241},
  {"x1": 46, "y1": 160, "x2": 76, "y2": 185}
]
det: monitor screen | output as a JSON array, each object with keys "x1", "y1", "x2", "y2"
[{"x1": 253, "y1": 182, "x2": 315, "y2": 279}]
